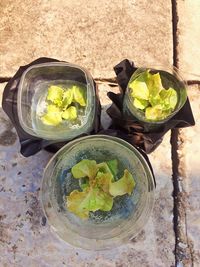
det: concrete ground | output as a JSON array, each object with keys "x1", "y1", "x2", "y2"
[{"x1": 0, "y1": 1, "x2": 199, "y2": 266}]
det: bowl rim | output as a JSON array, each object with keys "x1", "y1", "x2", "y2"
[
  {"x1": 40, "y1": 135, "x2": 155, "y2": 250},
  {"x1": 17, "y1": 62, "x2": 96, "y2": 140}
]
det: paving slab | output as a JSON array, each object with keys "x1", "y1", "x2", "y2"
[
  {"x1": 176, "y1": 0, "x2": 200, "y2": 80},
  {"x1": 0, "y1": 82, "x2": 175, "y2": 266},
  {"x1": 176, "y1": 85, "x2": 200, "y2": 267},
  {"x1": 0, "y1": 0, "x2": 172, "y2": 78}
]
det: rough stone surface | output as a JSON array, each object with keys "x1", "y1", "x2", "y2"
[
  {"x1": 177, "y1": 85, "x2": 200, "y2": 266},
  {"x1": 0, "y1": 82, "x2": 175, "y2": 266},
  {"x1": 0, "y1": 0, "x2": 172, "y2": 78},
  {"x1": 176, "y1": 1, "x2": 200, "y2": 80}
]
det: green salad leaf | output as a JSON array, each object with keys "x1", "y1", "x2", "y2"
[
  {"x1": 47, "y1": 85, "x2": 64, "y2": 107},
  {"x1": 133, "y1": 98, "x2": 149, "y2": 110},
  {"x1": 41, "y1": 84, "x2": 87, "y2": 126},
  {"x1": 71, "y1": 159, "x2": 98, "y2": 180},
  {"x1": 62, "y1": 106, "x2": 77, "y2": 121},
  {"x1": 73, "y1": 86, "x2": 86, "y2": 107},
  {"x1": 62, "y1": 89, "x2": 73, "y2": 109},
  {"x1": 66, "y1": 159, "x2": 136, "y2": 219},
  {"x1": 109, "y1": 169, "x2": 135, "y2": 197},
  {"x1": 40, "y1": 104, "x2": 62, "y2": 126},
  {"x1": 159, "y1": 87, "x2": 178, "y2": 110},
  {"x1": 96, "y1": 171, "x2": 113, "y2": 193},
  {"x1": 129, "y1": 71, "x2": 149, "y2": 100},
  {"x1": 106, "y1": 159, "x2": 118, "y2": 177}
]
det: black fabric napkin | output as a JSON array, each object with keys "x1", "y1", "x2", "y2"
[
  {"x1": 106, "y1": 59, "x2": 195, "y2": 153},
  {"x1": 2, "y1": 57, "x2": 101, "y2": 157}
]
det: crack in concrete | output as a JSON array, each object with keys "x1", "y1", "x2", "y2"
[{"x1": 171, "y1": 1, "x2": 195, "y2": 266}]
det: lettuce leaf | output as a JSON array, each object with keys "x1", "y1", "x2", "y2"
[
  {"x1": 106, "y1": 159, "x2": 118, "y2": 177},
  {"x1": 96, "y1": 171, "x2": 113, "y2": 193},
  {"x1": 73, "y1": 86, "x2": 86, "y2": 107},
  {"x1": 66, "y1": 187, "x2": 113, "y2": 219},
  {"x1": 47, "y1": 85, "x2": 64, "y2": 107},
  {"x1": 133, "y1": 98, "x2": 149, "y2": 110},
  {"x1": 40, "y1": 104, "x2": 62, "y2": 126},
  {"x1": 62, "y1": 89, "x2": 73, "y2": 109},
  {"x1": 67, "y1": 160, "x2": 136, "y2": 219},
  {"x1": 129, "y1": 71, "x2": 150, "y2": 100},
  {"x1": 62, "y1": 106, "x2": 77, "y2": 121},
  {"x1": 147, "y1": 72, "x2": 163, "y2": 106},
  {"x1": 159, "y1": 87, "x2": 178, "y2": 110},
  {"x1": 145, "y1": 105, "x2": 172, "y2": 120},
  {"x1": 109, "y1": 169, "x2": 135, "y2": 197},
  {"x1": 71, "y1": 159, "x2": 98, "y2": 180}
]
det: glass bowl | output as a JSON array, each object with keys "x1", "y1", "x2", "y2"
[
  {"x1": 41, "y1": 135, "x2": 155, "y2": 250},
  {"x1": 123, "y1": 66, "x2": 187, "y2": 128},
  {"x1": 17, "y1": 62, "x2": 96, "y2": 140}
]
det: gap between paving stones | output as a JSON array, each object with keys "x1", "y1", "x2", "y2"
[{"x1": 171, "y1": 0, "x2": 196, "y2": 266}]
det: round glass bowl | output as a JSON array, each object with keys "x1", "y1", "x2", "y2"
[
  {"x1": 17, "y1": 62, "x2": 96, "y2": 140},
  {"x1": 41, "y1": 135, "x2": 155, "y2": 250},
  {"x1": 123, "y1": 66, "x2": 187, "y2": 128}
]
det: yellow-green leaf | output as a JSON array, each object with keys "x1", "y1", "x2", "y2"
[
  {"x1": 73, "y1": 85, "x2": 86, "y2": 106},
  {"x1": 41, "y1": 104, "x2": 62, "y2": 126},
  {"x1": 129, "y1": 71, "x2": 150, "y2": 100},
  {"x1": 109, "y1": 169, "x2": 135, "y2": 197},
  {"x1": 47, "y1": 85, "x2": 64, "y2": 107},
  {"x1": 71, "y1": 159, "x2": 98, "y2": 180},
  {"x1": 62, "y1": 106, "x2": 77, "y2": 121},
  {"x1": 62, "y1": 89, "x2": 73, "y2": 109}
]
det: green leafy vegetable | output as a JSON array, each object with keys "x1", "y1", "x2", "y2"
[
  {"x1": 47, "y1": 85, "x2": 64, "y2": 107},
  {"x1": 159, "y1": 87, "x2": 178, "y2": 110},
  {"x1": 96, "y1": 171, "x2": 113, "y2": 193},
  {"x1": 109, "y1": 169, "x2": 135, "y2": 197},
  {"x1": 41, "y1": 84, "x2": 87, "y2": 126},
  {"x1": 129, "y1": 71, "x2": 150, "y2": 100},
  {"x1": 73, "y1": 86, "x2": 86, "y2": 107},
  {"x1": 71, "y1": 159, "x2": 98, "y2": 180},
  {"x1": 106, "y1": 159, "x2": 118, "y2": 177},
  {"x1": 40, "y1": 104, "x2": 62, "y2": 126},
  {"x1": 133, "y1": 98, "x2": 149, "y2": 110},
  {"x1": 62, "y1": 106, "x2": 77, "y2": 121},
  {"x1": 66, "y1": 159, "x2": 136, "y2": 219},
  {"x1": 62, "y1": 89, "x2": 73, "y2": 109},
  {"x1": 129, "y1": 70, "x2": 178, "y2": 121}
]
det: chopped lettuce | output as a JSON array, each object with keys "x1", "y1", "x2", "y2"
[
  {"x1": 129, "y1": 71, "x2": 150, "y2": 100},
  {"x1": 62, "y1": 106, "x2": 77, "y2": 121},
  {"x1": 71, "y1": 159, "x2": 98, "y2": 180},
  {"x1": 66, "y1": 159, "x2": 136, "y2": 219},
  {"x1": 159, "y1": 87, "x2": 178, "y2": 110},
  {"x1": 128, "y1": 70, "x2": 178, "y2": 121},
  {"x1": 73, "y1": 86, "x2": 86, "y2": 107},
  {"x1": 40, "y1": 104, "x2": 62, "y2": 126},
  {"x1": 41, "y1": 84, "x2": 87, "y2": 126},
  {"x1": 133, "y1": 98, "x2": 149, "y2": 110},
  {"x1": 47, "y1": 85, "x2": 64, "y2": 107},
  {"x1": 109, "y1": 169, "x2": 135, "y2": 197},
  {"x1": 62, "y1": 89, "x2": 73, "y2": 109}
]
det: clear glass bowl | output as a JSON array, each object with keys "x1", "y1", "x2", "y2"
[
  {"x1": 41, "y1": 135, "x2": 155, "y2": 250},
  {"x1": 17, "y1": 62, "x2": 96, "y2": 140},
  {"x1": 123, "y1": 66, "x2": 187, "y2": 129}
]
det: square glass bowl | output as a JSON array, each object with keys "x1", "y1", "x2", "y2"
[
  {"x1": 123, "y1": 66, "x2": 187, "y2": 127},
  {"x1": 17, "y1": 62, "x2": 96, "y2": 140},
  {"x1": 41, "y1": 135, "x2": 155, "y2": 250}
]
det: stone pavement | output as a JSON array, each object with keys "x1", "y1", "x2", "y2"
[{"x1": 0, "y1": 1, "x2": 199, "y2": 267}]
